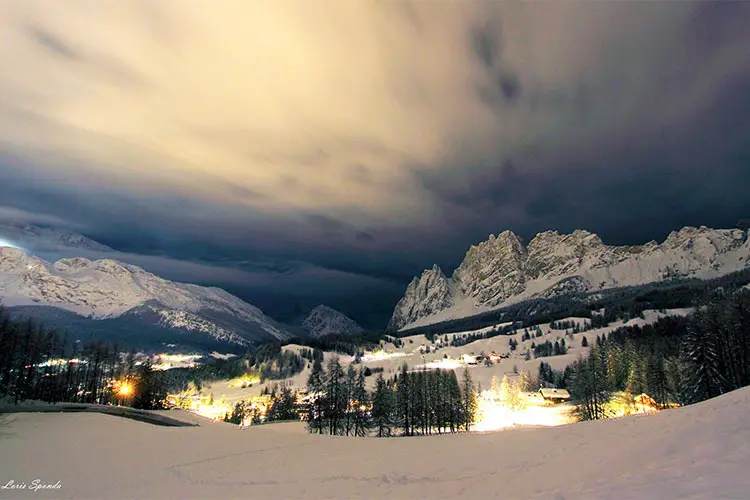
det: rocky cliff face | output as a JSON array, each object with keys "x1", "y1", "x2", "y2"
[
  {"x1": 389, "y1": 226, "x2": 750, "y2": 331},
  {"x1": 301, "y1": 305, "x2": 364, "y2": 338},
  {"x1": 453, "y1": 230, "x2": 528, "y2": 307},
  {"x1": 388, "y1": 265, "x2": 455, "y2": 331},
  {"x1": 0, "y1": 247, "x2": 292, "y2": 347}
]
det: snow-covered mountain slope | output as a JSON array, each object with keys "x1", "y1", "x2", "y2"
[
  {"x1": 301, "y1": 305, "x2": 364, "y2": 338},
  {"x1": 0, "y1": 247, "x2": 292, "y2": 348},
  {"x1": 0, "y1": 221, "x2": 114, "y2": 252},
  {"x1": 390, "y1": 226, "x2": 750, "y2": 331}
]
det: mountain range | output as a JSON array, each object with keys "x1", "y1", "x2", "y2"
[
  {"x1": 0, "y1": 246, "x2": 296, "y2": 350},
  {"x1": 389, "y1": 226, "x2": 750, "y2": 331},
  {"x1": 4, "y1": 221, "x2": 748, "y2": 347},
  {"x1": 0, "y1": 249, "x2": 364, "y2": 356}
]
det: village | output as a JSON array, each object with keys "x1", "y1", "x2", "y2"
[{"x1": 164, "y1": 311, "x2": 681, "y2": 431}]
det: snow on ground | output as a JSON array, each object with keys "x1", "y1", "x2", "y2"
[
  {"x1": 2, "y1": 387, "x2": 749, "y2": 499},
  {"x1": 398, "y1": 296, "x2": 494, "y2": 330},
  {"x1": 197, "y1": 309, "x2": 692, "y2": 409},
  {"x1": 198, "y1": 345, "x2": 353, "y2": 411},
  {"x1": 361, "y1": 309, "x2": 691, "y2": 391}
]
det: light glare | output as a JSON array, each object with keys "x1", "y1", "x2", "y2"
[{"x1": 0, "y1": 238, "x2": 21, "y2": 249}]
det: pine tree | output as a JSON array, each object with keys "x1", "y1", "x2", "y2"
[
  {"x1": 305, "y1": 357, "x2": 325, "y2": 434},
  {"x1": 681, "y1": 311, "x2": 725, "y2": 404},
  {"x1": 518, "y1": 371, "x2": 534, "y2": 392},
  {"x1": 396, "y1": 364, "x2": 411, "y2": 436},
  {"x1": 352, "y1": 368, "x2": 370, "y2": 437},
  {"x1": 646, "y1": 354, "x2": 669, "y2": 408},
  {"x1": 570, "y1": 346, "x2": 610, "y2": 421},
  {"x1": 132, "y1": 360, "x2": 164, "y2": 410},
  {"x1": 499, "y1": 375, "x2": 522, "y2": 411},
  {"x1": 626, "y1": 360, "x2": 647, "y2": 398},
  {"x1": 324, "y1": 357, "x2": 346, "y2": 435},
  {"x1": 460, "y1": 368, "x2": 478, "y2": 432},
  {"x1": 225, "y1": 400, "x2": 247, "y2": 425},
  {"x1": 344, "y1": 364, "x2": 357, "y2": 435},
  {"x1": 268, "y1": 386, "x2": 298, "y2": 422},
  {"x1": 490, "y1": 376, "x2": 501, "y2": 399}
]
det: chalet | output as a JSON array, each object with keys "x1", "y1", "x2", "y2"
[
  {"x1": 539, "y1": 388, "x2": 571, "y2": 404},
  {"x1": 519, "y1": 391, "x2": 546, "y2": 406},
  {"x1": 461, "y1": 354, "x2": 479, "y2": 365}
]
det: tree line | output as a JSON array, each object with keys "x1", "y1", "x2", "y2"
[
  {"x1": 556, "y1": 290, "x2": 750, "y2": 420},
  {"x1": 532, "y1": 338, "x2": 568, "y2": 358},
  {"x1": 305, "y1": 357, "x2": 478, "y2": 437},
  {"x1": 0, "y1": 309, "x2": 166, "y2": 409}
]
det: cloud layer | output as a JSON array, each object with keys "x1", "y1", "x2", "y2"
[{"x1": 1, "y1": 1, "x2": 749, "y2": 326}]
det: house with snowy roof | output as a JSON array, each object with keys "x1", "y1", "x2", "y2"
[{"x1": 539, "y1": 388, "x2": 571, "y2": 404}]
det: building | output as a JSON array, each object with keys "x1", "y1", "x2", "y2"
[
  {"x1": 461, "y1": 354, "x2": 479, "y2": 365},
  {"x1": 539, "y1": 388, "x2": 571, "y2": 404},
  {"x1": 488, "y1": 352, "x2": 510, "y2": 362},
  {"x1": 519, "y1": 391, "x2": 546, "y2": 406}
]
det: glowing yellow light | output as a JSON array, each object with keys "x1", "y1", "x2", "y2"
[{"x1": 116, "y1": 381, "x2": 133, "y2": 396}]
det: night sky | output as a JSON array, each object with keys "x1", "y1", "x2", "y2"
[{"x1": 1, "y1": 2, "x2": 749, "y2": 328}]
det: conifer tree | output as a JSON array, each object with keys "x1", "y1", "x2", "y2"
[
  {"x1": 344, "y1": 364, "x2": 357, "y2": 435},
  {"x1": 352, "y1": 368, "x2": 370, "y2": 436},
  {"x1": 268, "y1": 386, "x2": 298, "y2": 422},
  {"x1": 396, "y1": 363, "x2": 411, "y2": 436},
  {"x1": 460, "y1": 368, "x2": 478, "y2": 431},
  {"x1": 324, "y1": 357, "x2": 346, "y2": 435},
  {"x1": 305, "y1": 357, "x2": 325, "y2": 434},
  {"x1": 681, "y1": 311, "x2": 724, "y2": 403},
  {"x1": 518, "y1": 371, "x2": 535, "y2": 392},
  {"x1": 570, "y1": 346, "x2": 610, "y2": 421}
]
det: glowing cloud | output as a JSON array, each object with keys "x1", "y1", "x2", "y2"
[{"x1": 1, "y1": 0, "x2": 746, "y2": 232}]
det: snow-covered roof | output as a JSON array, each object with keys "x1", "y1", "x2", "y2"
[
  {"x1": 520, "y1": 392, "x2": 546, "y2": 403},
  {"x1": 540, "y1": 388, "x2": 571, "y2": 400}
]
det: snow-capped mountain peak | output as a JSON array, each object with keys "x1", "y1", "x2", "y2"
[
  {"x1": 389, "y1": 225, "x2": 750, "y2": 331},
  {"x1": 0, "y1": 247, "x2": 292, "y2": 347},
  {"x1": 302, "y1": 305, "x2": 364, "y2": 338},
  {"x1": 0, "y1": 222, "x2": 114, "y2": 252}
]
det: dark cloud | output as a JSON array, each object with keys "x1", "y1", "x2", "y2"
[
  {"x1": 306, "y1": 214, "x2": 346, "y2": 232},
  {"x1": 471, "y1": 26, "x2": 499, "y2": 70},
  {"x1": 1, "y1": 1, "x2": 749, "y2": 328},
  {"x1": 498, "y1": 73, "x2": 521, "y2": 103},
  {"x1": 28, "y1": 26, "x2": 79, "y2": 60},
  {"x1": 355, "y1": 231, "x2": 375, "y2": 243}
]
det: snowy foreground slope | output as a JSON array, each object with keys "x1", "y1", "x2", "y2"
[
  {"x1": 0, "y1": 246, "x2": 292, "y2": 348},
  {"x1": 2, "y1": 387, "x2": 749, "y2": 499},
  {"x1": 391, "y1": 226, "x2": 750, "y2": 330}
]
